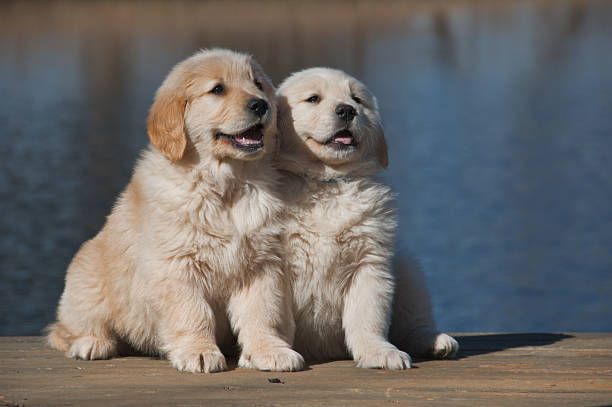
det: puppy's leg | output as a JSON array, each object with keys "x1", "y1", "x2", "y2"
[
  {"x1": 156, "y1": 277, "x2": 226, "y2": 373},
  {"x1": 229, "y1": 272, "x2": 304, "y2": 372},
  {"x1": 47, "y1": 322, "x2": 119, "y2": 360},
  {"x1": 343, "y1": 266, "x2": 412, "y2": 369},
  {"x1": 389, "y1": 255, "x2": 458, "y2": 359},
  {"x1": 67, "y1": 335, "x2": 118, "y2": 360},
  {"x1": 48, "y1": 242, "x2": 119, "y2": 360}
]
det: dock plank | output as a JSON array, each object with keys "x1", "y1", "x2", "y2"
[{"x1": 1, "y1": 334, "x2": 611, "y2": 406}]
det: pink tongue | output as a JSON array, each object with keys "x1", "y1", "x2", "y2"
[
  {"x1": 334, "y1": 137, "x2": 353, "y2": 145},
  {"x1": 236, "y1": 137, "x2": 260, "y2": 145}
]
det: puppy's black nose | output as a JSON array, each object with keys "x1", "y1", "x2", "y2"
[
  {"x1": 247, "y1": 98, "x2": 268, "y2": 117},
  {"x1": 335, "y1": 104, "x2": 357, "y2": 122}
]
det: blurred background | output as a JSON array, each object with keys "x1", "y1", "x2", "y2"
[{"x1": 1, "y1": 0, "x2": 611, "y2": 335}]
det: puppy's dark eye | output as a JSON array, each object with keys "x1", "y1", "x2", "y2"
[
  {"x1": 351, "y1": 94, "x2": 363, "y2": 104},
  {"x1": 254, "y1": 80, "x2": 263, "y2": 91},
  {"x1": 210, "y1": 84, "x2": 225, "y2": 95},
  {"x1": 306, "y1": 95, "x2": 321, "y2": 104}
]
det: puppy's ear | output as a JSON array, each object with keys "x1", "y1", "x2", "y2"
[
  {"x1": 147, "y1": 85, "x2": 187, "y2": 162},
  {"x1": 273, "y1": 127, "x2": 281, "y2": 161},
  {"x1": 276, "y1": 94, "x2": 294, "y2": 152},
  {"x1": 370, "y1": 95, "x2": 389, "y2": 168},
  {"x1": 377, "y1": 135, "x2": 389, "y2": 168},
  {"x1": 276, "y1": 95, "x2": 288, "y2": 132}
]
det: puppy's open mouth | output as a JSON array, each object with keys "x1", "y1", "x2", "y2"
[
  {"x1": 216, "y1": 124, "x2": 264, "y2": 152},
  {"x1": 325, "y1": 130, "x2": 357, "y2": 150}
]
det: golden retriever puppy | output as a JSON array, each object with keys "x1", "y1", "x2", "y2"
[
  {"x1": 276, "y1": 68, "x2": 458, "y2": 369},
  {"x1": 47, "y1": 49, "x2": 304, "y2": 373}
]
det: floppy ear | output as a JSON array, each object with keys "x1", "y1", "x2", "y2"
[
  {"x1": 273, "y1": 127, "x2": 281, "y2": 161},
  {"x1": 368, "y1": 94, "x2": 389, "y2": 168},
  {"x1": 275, "y1": 94, "x2": 295, "y2": 152},
  {"x1": 146, "y1": 85, "x2": 187, "y2": 162},
  {"x1": 377, "y1": 135, "x2": 389, "y2": 168}
]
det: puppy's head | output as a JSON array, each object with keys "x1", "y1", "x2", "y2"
[
  {"x1": 277, "y1": 68, "x2": 387, "y2": 170},
  {"x1": 147, "y1": 49, "x2": 276, "y2": 163}
]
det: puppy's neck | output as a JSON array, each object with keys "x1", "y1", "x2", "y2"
[
  {"x1": 177, "y1": 146, "x2": 277, "y2": 195},
  {"x1": 275, "y1": 149, "x2": 379, "y2": 184}
]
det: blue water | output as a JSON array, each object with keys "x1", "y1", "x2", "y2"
[{"x1": 1, "y1": 0, "x2": 611, "y2": 335}]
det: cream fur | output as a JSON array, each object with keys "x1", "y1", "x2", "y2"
[
  {"x1": 47, "y1": 49, "x2": 304, "y2": 373},
  {"x1": 276, "y1": 68, "x2": 458, "y2": 369}
]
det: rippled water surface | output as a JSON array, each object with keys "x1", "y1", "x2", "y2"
[{"x1": 1, "y1": 0, "x2": 611, "y2": 335}]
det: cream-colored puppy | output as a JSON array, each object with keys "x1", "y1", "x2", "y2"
[
  {"x1": 47, "y1": 49, "x2": 304, "y2": 373},
  {"x1": 276, "y1": 68, "x2": 458, "y2": 369}
]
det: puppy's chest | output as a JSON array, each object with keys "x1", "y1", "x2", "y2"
[
  {"x1": 292, "y1": 189, "x2": 369, "y2": 235},
  {"x1": 285, "y1": 191, "x2": 373, "y2": 279},
  {"x1": 285, "y1": 183, "x2": 392, "y2": 294},
  {"x1": 177, "y1": 192, "x2": 277, "y2": 271}
]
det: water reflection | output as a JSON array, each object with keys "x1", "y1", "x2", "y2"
[{"x1": 1, "y1": 0, "x2": 611, "y2": 335}]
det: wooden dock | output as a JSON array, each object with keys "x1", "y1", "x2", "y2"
[{"x1": 1, "y1": 334, "x2": 611, "y2": 406}]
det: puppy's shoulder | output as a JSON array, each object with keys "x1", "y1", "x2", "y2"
[
  {"x1": 133, "y1": 147, "x2": 186, "y2": 187},
  {"x1": 349, "y1": 177, "x2": 393, "y2": 203},
  {"x1": 120, "y1": 148, "x2": 218, "y2": 222},
  {"x1": 337, "y1": 177, "x2": 394, "y2": 215}
]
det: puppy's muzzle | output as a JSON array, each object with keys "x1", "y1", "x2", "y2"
[
  {"x1": 216, "y1": 124, "x2": 265, "y2": 153},
  {"x1": 247, "y1": 98, "x2": 269, "y2": 118},
  {"x1": 335, "y1": 104, "x2": 357, "y2": 122}
]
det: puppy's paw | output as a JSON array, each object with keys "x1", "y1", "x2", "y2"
[
  {"x1": 354, "y1": 342, "x2": 412, "y2": 370},
  {"x1": 239, "y1": 347, "x2": 304, "y2": 372},
  {"x1": 67, "y1": 336, "x2": 117, "y2": 360},
  {"x1": 168, "y1": 347, "x2": 227, "y2": 373},
  {"x1": 432, "y1": 333, "x2": 459, "y2": 359}
]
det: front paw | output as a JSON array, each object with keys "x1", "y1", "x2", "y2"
[
  {"x1": 67, "y1": 336, "x2": 117, "y2": 360},
  {"x1": 239, "y1": 346, "x2": 304, "y2": 372},
  {"x1": 432, "y1": 333, "x2": 459, "y2": 359},
  {"x1": 354, "y1": 342, "x2": 412, "y2": 370},
  {"x1": 168, "y1": 346, "x2": 227, "y2": 373}
]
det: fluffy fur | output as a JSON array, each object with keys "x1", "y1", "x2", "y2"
[
  {"x1": 275, "y1": 68, "x2": 458, "y2": 369},
  {"x1": 47, "y1": 49, "x2": 304, "y2": 373}
]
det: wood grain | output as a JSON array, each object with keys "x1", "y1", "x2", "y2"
[{"x1": 1, "y1": 334, "x2": 611, "y2": 406}]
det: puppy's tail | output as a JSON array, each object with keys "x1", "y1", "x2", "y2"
[{"x1": 45, "y1": 322, "x2": 74, "y2": 352}]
